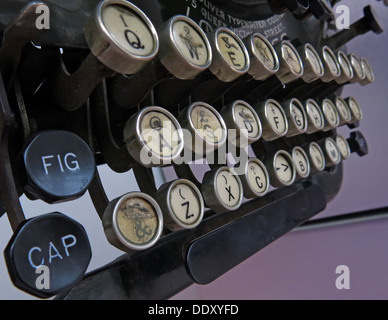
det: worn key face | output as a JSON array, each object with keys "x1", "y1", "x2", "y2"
[
  {"x1": 23, "y1": 130, "x2": 96, "y2": 203},
  {"x1": 292, "y1": 146, "x2": 310, "y2": 179},
  {"x1": 124, "y1": 106, "x2": 184, "y2": 167},
  {"x1": 202, "y1": 167, "x2": 243, "y2": 213},
  {"x1": 85, "y1": 0, "x2": 159, "y2": 74},
  {"x1": 336, "y1": 51, "x2": 354, "y2": 84},
  {"x1": 4, "y1": 212, "x2": 91, "y2": 298},
  {"x1": 172, "y1": 20, "x2": 210, "y2": 67},
  {"x1": 181, "y1": 102, "x2": 227, "y2": 154},
  {"x1": 102, "y1": 192, "x2": 163, "y2": 251},
  {"x1": 221, "y1": 100, "x2": 262, "y2": 147},
  {"x1": 282, "y1": 98, "x2": 307, "y2": 137},
  {"x1": 169, "y1": 181, "x2": 203, "y2": 228},
  {"x1": 217, "y1": 31, "x2": 247, "y2": 69},
  {"x1": 267, "y1": 150, "x2": 296, "y2": 187},
  {"x1": 321, "y1": 46, "x2": 340, "y2": 82},
  {"x1": 190, "y1": 104, "x2": 224, "y2": 143},
  {"x1": 321, "y1": 98, "x2": 340, "y2": 131},
  {"x1": 239, "y1": 158, "x2": 270, "y2": 198},
  {"x1": 139, "y1": 111, "x2": 181, "y2": 157},
  {"x1": 216, "y1": 169, "x2": 242, "y2": 208},
  {"x1": 304, "y1": 99, "x2": 325, "y2": 134},
  {"x1": 305, "y1": 44, "x2": 324, "y2": 77},
  {"x1": 244, "y1": 32, "x2": 279, "y2": 80},
  {"x1": 335, "y1": 97, "x2": 352, "y2": 125},
  {"x1": 346, "y1": 97, "x2": 363, "y2": 123},
  {"x1": 155, "y1": 179, "x2": 204, "y2": 231},
  {"x1": 252, "y1": 34, "x2": 277, "y2": 71},
  {"x1": 336, "y1": 135, "x2": 351, "y2": 160},
  {"x1": 299, "y1": 43, "x2": 324, "y2": 83},
  {"x1": 308, "y1": 142, "x2": 325, "y2": 172},
  {"x1": 157, "y1": 15, "x2": 211, "y2": 79},
  {"x1": 266, "y1": 102, "x2": 287, "y2": 135},
  {"x1": 102, "y1": 4, "x2": 156, "y2": 57},
  {"x1": 323, "y1": 137, "x2": 341, "y2": 166},
  {"x1": 275, "y1": 40, "x2": 304, "y2": 83},
  {"x1": 256, "y1": 99, "x2": 288, "y2": 141},
  {"x1": 281, "y1": 41, "x2": 303, "y2": 75},
  {"x1": 349, "y1": 54, "x2": 365, "y2": 83},
  {"x1": 360, "y1": 58, "x2": 375, "y2": 85},
  {"x1": 208, "y1": 28, "x2": 249, "y2": 82}
]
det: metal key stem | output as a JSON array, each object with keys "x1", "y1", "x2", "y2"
[{"x1": 323, "y1": 5, "x2": 383, "y2": 50}]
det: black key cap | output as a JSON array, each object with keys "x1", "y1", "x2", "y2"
[
  {"x1": 23, "y1": 130, "x2": 96, "y2": 203},
  {"x1": 4, "y1": 212, "x2": 92, "y2": 298}
]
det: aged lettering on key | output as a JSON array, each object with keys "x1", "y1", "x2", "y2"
[
  {"x1": 116, "y1": 198, "x2": 158, "y2": 245},
  {"x1": 217, "y1": 33, "x2": 245, "y2": 68},
  {"x1": 169, "y1": 183, "x2": 202, "y2": 225},
  {"x1": 283, "y1": 44, "x2": 301, "y2": 73},
  {"x1": 254, "y1": 37, "x2": 274, "y2": 69},
  {"x1": 190, "y1": 105, "x2": 224, "y2": 144},
  {"x1": 266, "y1": 102, "x2": 286, "y2": 135},
  {"x1": 102, "y1": 5, "x2": 155, "y2": 56},
  {"x1": 118, "y1": 11, "x2": 145, "y2": 50},
  {"x1": 238, "y1": 109, "x2": 254, "y2": 133},
  {"x1": 215, "y1": 170, "x2": 241, "y2": 208},
  {"x1": 180, "y1": 26, "x2": 203, "y2": 60}
]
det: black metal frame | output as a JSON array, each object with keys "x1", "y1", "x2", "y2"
[{"x1": 55, "y1": 170, "x2": 341, "y2": 300}]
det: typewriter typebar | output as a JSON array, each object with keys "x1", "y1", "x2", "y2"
[{"x1": 0, "y1": 0, "x2": 381, "y2": 299}]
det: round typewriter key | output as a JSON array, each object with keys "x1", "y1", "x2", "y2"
[
  {"x1": 207, "y1": 27, "x2": 250, "y2": 82},
  {"x1": 304, "y1": 99, "x2": 325, "y2": 134},
  {"x1": 360, "y1": 58, "x2": 375, "y2": 86},
  {"x1": 348, "y1": 54, "x2": 365, "y2": 83},
  {"x1": 85, "y1": 0, "x2": 159, "y2": 74},
  {"x1": 23, "y1": 130, "x2": 96, "y2": 203},
  {"x1": 298, "y1": 43, "x2": 324, "y2": 83},
  {"x1": 123, "y1": 106, "x2": 184, "y2": 167},
  {"x1": 281, "y1": 98, "x2": 307, "y2": 137},
  {"x1": 321, "y1": 98, "x2": 340, "y2": 131},
  {"x1": 4, "y1": 212, "x2": 91, "y2": 298},
  {"x1": 336, "y1": 135, "x2": 351, "y2": 160},
  {"x1": 179, "y1": 102, "x2": 227, "y2": 154},
  {"x1": 202, "y1": 167, "x2": 243, "y2": 213},
  {"x1": 274, "y1": 40, "x2": 304, "y2": 83},
  {"x1": 221, "y1": 100, "x2": 262, "y2": 147},
  {"x1": 239, "y1": 158, "x2": 270, "y2": 198},
  {"x1": 320, "y1": 46, "x2": 341, "y2": 83},
  {"x1": 155, "y1": 179, "x2": 204, "y2": 231},
  {"x1": 102, "y1": 192, "x2": 163, "y2": 251},
  {"x1": 335, "y1": 97, "x2": 352, "y2": 125},
  {"x1": 157, "y1": 15, "x2": 211, "y2": 79},
  {"x1": 255, "y1": 99, "x2": 288, "y2": 141},
  {"x1": 243, "y1": 32, "x2": 279, "y2": 80},
  {"x1": 292, "y1": 146, "x2": 310, "y2": 180},
  {"x1": 322, "y1": 137, "x2": 341, "y2": 167},
  {"x1": 266, "y1": 150, "x2": 296, "y2": 187},
  {"x1": 345, "y1": 97, "x2": 363, "y2": 123},
  {"x1": 307, "y1": 142, "x2": 325, "y2": 173},
  {"x1": 336, "y1": 51, "x2": 354, "y2": 84}
]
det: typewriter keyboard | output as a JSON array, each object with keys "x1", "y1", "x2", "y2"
[{"x1": 0, "y1": 0, "x2": 380, "y2": 299}]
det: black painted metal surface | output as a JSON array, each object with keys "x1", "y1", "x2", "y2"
[{"x1": 56, "y1": 178, "x2": 329, "y2": 300}]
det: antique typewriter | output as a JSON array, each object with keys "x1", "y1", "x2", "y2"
[{"x1": 0, "y1": 0, "x2": 383, "y2": 299}]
